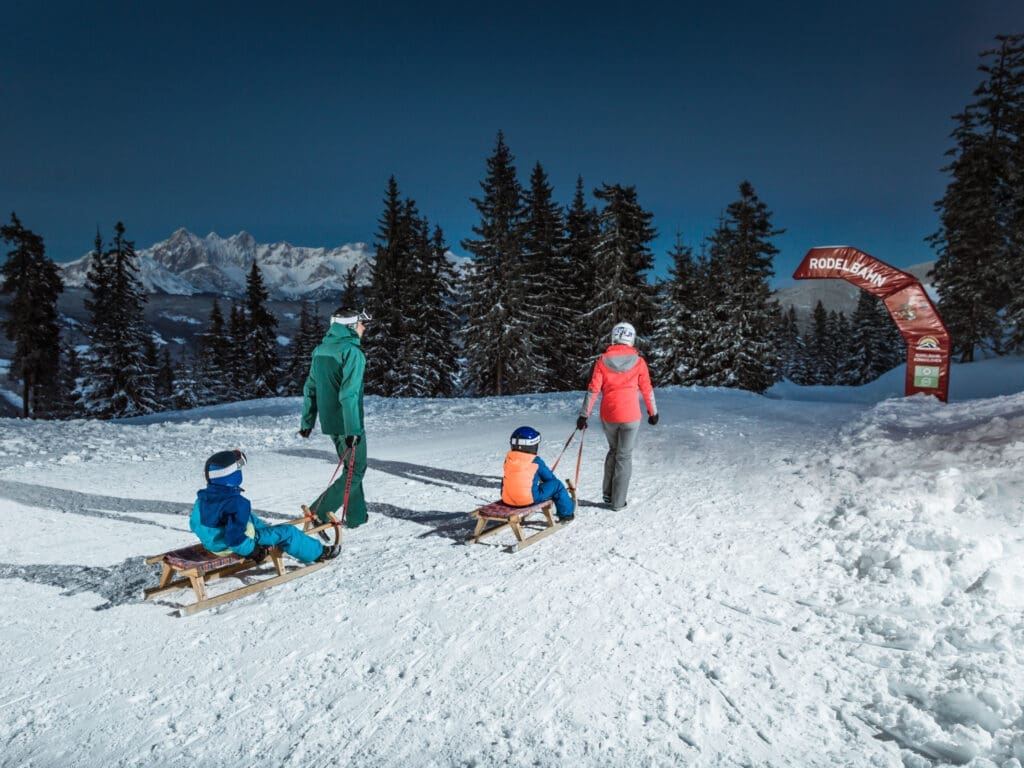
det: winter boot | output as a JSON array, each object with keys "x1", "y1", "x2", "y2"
[{"x1": 316, "y1": 544, "x2": 342, "y2": 562}]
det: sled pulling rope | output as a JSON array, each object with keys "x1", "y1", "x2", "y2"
[
  {"x1": 302, "y1": 445, "x2": 357, "y2": 540},
  {"x1": 143, "y1": 515, "x2": 339, "y2": 616}
]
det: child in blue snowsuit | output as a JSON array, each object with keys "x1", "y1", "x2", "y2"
[
  {"x1": 190, "y1": 449, "x2": 339, "y2": 563},
  {"x1": 501, "y1": 427, "x2": 575, "y2": 521}
]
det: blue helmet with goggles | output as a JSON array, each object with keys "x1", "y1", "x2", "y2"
[
  {"x1": 204, "y1": 449, "x2": 247, "y2": 487},
  {"x1": 510, "y1": 426, "x2": 541, "y2": 454}
]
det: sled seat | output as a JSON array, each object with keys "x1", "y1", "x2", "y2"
[
  {"x1": 468, "y1": 483, "x2": 575, "y2": 552},
  {"x1": 143, "y1": 514, "x2": 339, "y2": 616},
  {"x1": 163, "y1": 544, "x2": 243, "y2": 573}
]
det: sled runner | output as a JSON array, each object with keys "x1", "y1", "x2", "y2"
[
  {"x1": 468, "y1": 482, "x2": 576, "y2": 552},
  {"x1": 144, "y1": 514, "x2": 340, "y2": 616}
]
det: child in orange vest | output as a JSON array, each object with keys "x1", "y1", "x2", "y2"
[{"x1": 501, "y1": 426, "x2": 575, "y2": 521}]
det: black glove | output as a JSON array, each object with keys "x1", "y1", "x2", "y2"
[
  {"x1": 298, "y1": 427, "x2": 312, "y2": 438},
  {"x1": 249, "y1": 543, "x2": 269, "y2": 562},
  {"x1": 648, "y1": 413, "x2": 659, "y2": 426},
  {"x1": 345, "y1": 434, "x2": 361, "y2": 448},
  {"x1": 576, "y1": 416, "x2": 588, "y2": 431}
]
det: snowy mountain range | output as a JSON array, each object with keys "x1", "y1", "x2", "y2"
[{"x1": 60, "y1": 229, "x2": 376, "y2": 300}]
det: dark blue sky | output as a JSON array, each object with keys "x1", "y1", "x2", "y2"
[{"x1": 2, "y1": 1, "x2": 1021, "y2": 285}]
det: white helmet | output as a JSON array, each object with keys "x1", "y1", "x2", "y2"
[{"x1": 610, "y1": 321, "x2": 637, "y2": 346}]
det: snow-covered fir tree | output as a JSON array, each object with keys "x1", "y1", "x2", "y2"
[
  {"x1": 80, "y1": 223, "x2": 158, "y2": 418},
  {"x1": 460, "y1": 131, "x2": 536, "y2": 396},
  {"x1": 776, "y1": 304, "x2": 803, "y2": 383},
  {"x1": 226, "y1": 303, "x2": 249, "y2": 397},
  {"x1": 846, "y1": 291, "x2": 901, "y2": 384},
  {"x1": 243, "y1": 260, "x2": 280, "y2": 397},
  {"x1": 802, "y1": 301, "x2": 831, "y2": 385},
  {"x1": 929, "y1": 33, "x2": 1024, "y2": 361},
  {"x1": 366, "y1": 176, "x2": 412, "y2": 396},
  {"x1": 0, "y1": 213, "x2": 64, "y2": 417},
  {"x1": 563, "y1": 176, "x2": 602, "y2": 381},
  {"x1": 155, "y1": 347, "x2": 175, "y2": 406},
  {"x1": 652, "y1": 238, "x2": 702, "y2": 385},
  {"x1": 171, "y1": 352, "x2": 200, "y2": 411},
  {"x1": 521, "y1": 162, "x2": 568, "y2": 390},
  {"x1": 53, "y1": 342, "x2": 82, "y2": 419},
  {"x1": 582, "y1": 183, "x2": 658, "y2": 355},
  {"x1": 195, "y1": 300, "x2": 230, "y2": 405},
  {"x1": 340, "y1": 265, "x2": 360, "y2": 310},
  {"x1": 698, "y1": 182, "x2": 782, "y2": 392},
  {"x1": 402, "y1": 224, "x2": 459, "y2": 398},
  {"x1": 281, "y1": 301, "x2": 324, "y2": 396}
]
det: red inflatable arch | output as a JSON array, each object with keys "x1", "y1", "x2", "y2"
[{"x1": 793, "y1": 246, "x2": 950, "y2": 402}]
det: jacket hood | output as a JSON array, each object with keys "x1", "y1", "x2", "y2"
[
  {"x1": 603, "y1": 345, "x2": 640, "y2": 372},
  {"x1": 325, "y1": 324, "x2": 361, "y2": 344}
]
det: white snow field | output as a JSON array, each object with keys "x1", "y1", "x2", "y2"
[{"x1": 1, "y1": 359, "x2": 1022, "y2": 767}]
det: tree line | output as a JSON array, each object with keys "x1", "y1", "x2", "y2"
[{"x1": 3, "y1": 33, "x2": 1021, "y2": 419}]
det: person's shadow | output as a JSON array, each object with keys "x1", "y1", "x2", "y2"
[{"x1": 274, "y1": 448, "x2": 500, "y2": 542}]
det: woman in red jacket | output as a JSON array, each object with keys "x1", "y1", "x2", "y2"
[{"x1": 576, "y1": 322, "x2": 658, "y2": 510}]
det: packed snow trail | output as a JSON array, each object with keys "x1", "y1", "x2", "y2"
[{"x1": 0, "y1": 374, "x2": 1021, "y2": 766}]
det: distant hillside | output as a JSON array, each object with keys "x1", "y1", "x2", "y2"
[{"x1": 774, "y1": 261, "x2": 936, "y2": 319}]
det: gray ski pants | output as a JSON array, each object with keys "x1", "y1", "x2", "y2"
[{"x1": 601, "y1": 419, "x2": 640, "y2": 509}]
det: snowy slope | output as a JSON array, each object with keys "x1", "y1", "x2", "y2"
[{"x1": 0, "y1": 358, "x2": 1022, "y2": 767}]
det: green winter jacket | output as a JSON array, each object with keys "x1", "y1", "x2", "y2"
[{"x1": 300, "y1": 324, "x2": 365, "y2": 436}]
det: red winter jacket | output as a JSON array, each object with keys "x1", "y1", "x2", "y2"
[{"x1": 580, "y1": 344, "x2": 657, "y2": 424}]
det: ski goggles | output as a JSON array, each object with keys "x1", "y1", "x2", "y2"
[
  {"x1": 207, "y1": 449, "x2": 247, "y2": 479},
  {"x1": 330, "y1": 310, "x2": 373, "y2": 326}
]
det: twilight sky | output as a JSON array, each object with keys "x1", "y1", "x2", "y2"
[{"x1": 2, "y1": 1, "x2": 1021, "y2": 285}]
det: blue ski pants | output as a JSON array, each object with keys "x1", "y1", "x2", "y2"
[
  {"x1": 535, "y1": 478, "x2": 575, "y2": 519},
  {"x1": 252, "y1": 515, "x2": 323, "y2": 564}
]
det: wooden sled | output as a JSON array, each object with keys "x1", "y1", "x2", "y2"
[
  {"x1": 144, "y1": 514, "x2": 340, "y2": 616},
  {"x1": 468, "y1": 482, "x2": 576, "y2": 552}
]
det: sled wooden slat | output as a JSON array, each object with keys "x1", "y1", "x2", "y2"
[
  {"x1": 469, "y1": 494, "x2": 571, "y2": 552},
  {"x1": 180, "y1": 561, "x2": 328, "y2": 616},
  {"x1": 144, "y1": 514, "x2": 339, "y2": 615}
]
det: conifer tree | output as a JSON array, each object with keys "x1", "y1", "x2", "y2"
[
  {"x1": 366, "y1": 175, "x2": 410, "y2": 395},
  {"x1": 244, "y1": 260, "x2": 280, "y2": 397},
  {"x1": 847, "y1": 292, "x2": 899, "y2": 384},
  {"x1": 583, "y1": 183, "x2": 658, "y2": 359},
  {"x1": 564, "y1": 176, "x2": 602, "y2": 381},
  {"x1": 461, "y1": 131, "x2": 534, "y2": 395},
  {"x1": 805, "y1": 301, "x2": 830, "y2": 384},
  {"x1": 930, "y1": 33, "x2": 1024, "y2": 360},
  {"x1": 196, "y1": 300, "x2": 230, "y2": 404},
  {"x1": 652, "y1": 238, "x2": 702, "y2": 385},
  {"x1": 341, "y1": 265, "x2": 360, "y2": 309},
  {"x1": 172, "y1": 352, "x2": 200, "y2": 411},
  {"x1": 776, "y1": 304, "x2": 803, "y2": 382},
  {"x1": 156, "y1": 347, "x2": 175, "y2": 405},
  {"x1": 410, "y1": 224, "x2": 459, "y2": 397},
  {"x1": 281, "y1": 301, "x2": 324, "y2": 396},
  {"x1": 80, "y1": 222, "x2": 158, "y2": 418},
  {"x1": 698, "y1": 182, "x2": 782, "y2": 392},
  {"x1": 226, "y1": 303, "x2": 249, "y2": 399},
  {"x1": 0, "y1": 213, "x2": 64, "y2": 417},
  {"x1": 521, "y1": 162, "x2": 567, "y2": 390},
  {"x1": 53, "y1": 343, "x2": 82, "y2": 418}
]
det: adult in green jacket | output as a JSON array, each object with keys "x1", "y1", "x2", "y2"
[{"x1": 299, "y1": 308, "x2": 370, "y2": 528}]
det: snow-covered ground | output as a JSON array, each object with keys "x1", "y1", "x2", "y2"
[{"x1": 1, "y1": 359, "x2": 1022, "y2": 767}]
